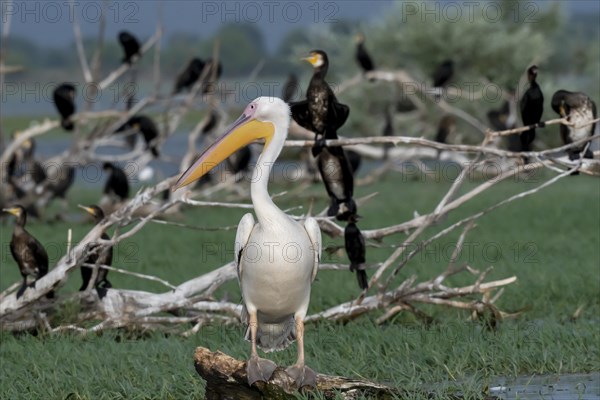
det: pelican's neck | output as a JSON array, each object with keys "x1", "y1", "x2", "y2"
[{"x1": 251, "y1": 119, "x2": 289, "y2": 226}]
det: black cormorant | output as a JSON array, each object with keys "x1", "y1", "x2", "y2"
[
  {"x1": 519, "y1": 65, "x2": 544, "y2": 157},
  {"x1": 355, "y1": 32, "x2": 375, "y2": 77},
  {"x1": 53, "y1": 83, "x2": 76, "y2": 131},
  {"x1": 344, "y1": 214, "x2": 368, "y2": 290},
  {"x1": 173, "y1": 58, "x2": 205, "y2": 94},
  {"x1": 435, "y1": 115, "x2": 456, "y2": 158},
  {"x1": 46, "y1": 164, "x2": 75, "y2": 201},
  {"x1": 435, "y1": 115, "x2": 456, "y2": 144},
  {"x1": 17, "y1": 134, "x2": 36, "y2": 159},
  {"x1": 382, "y1": 108, "x2": 394, "y2": 159},
  {"x1": 27, "y1": 159, "x2": 46, "y2": 186},
  {"x1": 118, "y1": 31, "x2": 141, "y2": 64},
  {"x1": 202, "y1": 110, "x2": 219, "y2": 135},
  {"x1": 118, "y1": 115, "x2": 160, "y2": 157},
  {"x1": 432, "y1": 59, "x2": 454, "y2": 88},
  {"x1": 3, "y1": 205, "x2": 51, "y2": 299},
  {"x1": 291, "y1": 50, "x2": 350, "y2": 156},
  {"x1": 551, "y1": 90, "x2": 597, "y2": 161},
  {"x1": 487, "y1": 102, "x2": 511, "y2": 131},
  {"x1": 282, "y1": 73, "x2": 299, "y2": 103},
  {"x1": 103, "y1": 163, "x2": 129, "y2": 200},
  {"x1": 78, "y1": 205, "x2": 113, "y2": 298},
  {"x1": 19, "y1": 138, "x2": 46, "y2": 186},
  {"x1": 201, "y1": 58, "x2": 223, "y2": 94},
  {"x1": 7, "y1": 152, "x2": 17, "y2": 180}
]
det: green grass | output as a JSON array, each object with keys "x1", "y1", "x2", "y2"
[{"x1": 1, "y1": 170, "x2": 599, "y2": 399}]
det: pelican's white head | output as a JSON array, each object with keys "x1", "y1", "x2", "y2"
[{"x1": 173, "y1": 97, "x2": 290, "y2": 190}]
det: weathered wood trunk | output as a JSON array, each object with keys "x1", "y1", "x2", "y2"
[{"x1": 193, "y1": 347, "x2": 400, "y2": 399}]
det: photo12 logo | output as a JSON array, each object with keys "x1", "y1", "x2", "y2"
[
  {"x1": 1, "y1": 81, "x2": 139, "y2": 105},
  {"x1": 1, "y1": 1, "x2": 140, "y2": 24},
  {"x1": 400, "y1": 1, "x2": 539, "y2": 24},
  {"x1": 199, "y1": 1, "x2": 339, "y2": 24}
]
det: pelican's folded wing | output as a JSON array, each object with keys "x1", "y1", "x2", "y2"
[
  {"x1": 234, "y1": 213, "x2": 256, "y2": 283},
  {"x1": 303, "y1": 217, "x2": 322, "y2": 282}
]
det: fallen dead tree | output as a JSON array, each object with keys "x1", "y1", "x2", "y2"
[
  {"x1": 194, "y1": 347, "x2": 401, "y2": 399},
  {"x1": 0, "y1": 141, "x2": 586, "y2": 333},
  {"x1": 193, "y1": 347, "x2": 502, "y2": 399}
]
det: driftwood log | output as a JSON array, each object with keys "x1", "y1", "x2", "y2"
[
  {"x1": 193, "y1": 348, "x2": 501, "y2": 399},
  {"x1": 193, "y1": 347, "x2": 400, "y2": 399}
]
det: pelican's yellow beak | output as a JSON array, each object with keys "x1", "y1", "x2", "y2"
[
  {"x1": 77, "y1": 204, "x2": 94, "y2": 215},
  {"x1": 2, "y1": 207, "x2": 20, "y2": 216},
  {"x1": 302, "y1": 53, "x2": 318, "y2": 66},
  {"x1": 172, "y1": 115, "x2": 274, "y2": 190}
]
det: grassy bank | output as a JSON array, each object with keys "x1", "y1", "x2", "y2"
[{"x1": 0, "y1": 171, "x2": 598, "y2": 399}]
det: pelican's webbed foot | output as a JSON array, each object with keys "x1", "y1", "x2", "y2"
[
  {"x1": 285, "y1": 364, "x2": 317, "y2": 388},
  {"x1": 246, "y1": 356, "x2": 277, "y2": 385}
]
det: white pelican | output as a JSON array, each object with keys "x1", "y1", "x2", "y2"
[{"x1": 173, "y1": 97, "x2": 321, "y2": 387}]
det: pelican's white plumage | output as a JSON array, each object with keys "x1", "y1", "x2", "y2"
[{"x1": 174, "y1": 97, "x2": 321, "y2": 387}]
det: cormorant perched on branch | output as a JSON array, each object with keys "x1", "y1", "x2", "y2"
[
  {"x1": 78, "y1": 205, "x2": 113, "y2": 298},
  {"x1": 53, "y1": 83, "x2": 76, "y2": 131},
  {"x1": 3, "y1": 206, "x2": 52, "y2": 299},
  {"x1": 11, "y1": 135, "x2": 45, "y2": 186},
  {"x1": 201, "y1": 110, "x2": 219, "y2": 135},
  {"x1": 9, "y1": 134, "x2": 46, "y2": 186},
  {"x1": 355, "y1": 32, "x2": 375, "y2": 77},
  {"x1": 435, "y1": 115, "x2": 456, "y2": 157},
  {"x1": 382, "y1": 108, "x2": 394, "y2": 160},
  {"x1": 117, "y1": 115, "x2": 160, "y2": 157},
  {"x1": 292, "y1": 50, "x2": 355, "y2": 220},
  {"x1": 519, "y1": 65, "x2": 544, "y2": 159},
  {"x1": 103, "y1": 163, "x2": 129, "y2": 201},
  {"x1": 435, "y1": 115, "x2": 456, "y2": 144},
  {"x1": 551, "y1": 90, "x2": 597, "y2": 162},
  {"x1": 282, "y1": 73, "x2": 299, "y2": 103},
  {"x1": 15, "y1": 132, "x2": 36, "y2": 159},
  {"x1": 173, "y1": 58, "x2": 205, "y2": 94},
  {"x1": 45, "y1": 164, "x2": 75, "y2": 201},
  {"x1": 202, "y1": 58, "x2": 223, "y2": 94},
  {"x1": 291, "y1": 50, "x2": 350, "y2": 156},
  {"x1": 118, "y1": 31, "x2": 141, "y2": 64},
  {"x1": 487, "y1": 101, "x2": 511, "y2": 131},
  {"x1": 432, "y1": 59, "x2": 454, "y2": 88},
  {"x1": 344, "y1": 214, "x2": 368, "y2": 290}
]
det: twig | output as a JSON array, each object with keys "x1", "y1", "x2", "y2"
[
  {"x1": 284, "y1": 134, "x2": 599, "y2": 159},
  {"x1": 150, "y1": 219, "x2": 238, "y2": 231},
  {"x1": 72, "y1": 0, "x2": 93, "y2": 83},
  {"x1": 82, "y1": 263, "x2": 177, "y2": 290}
]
